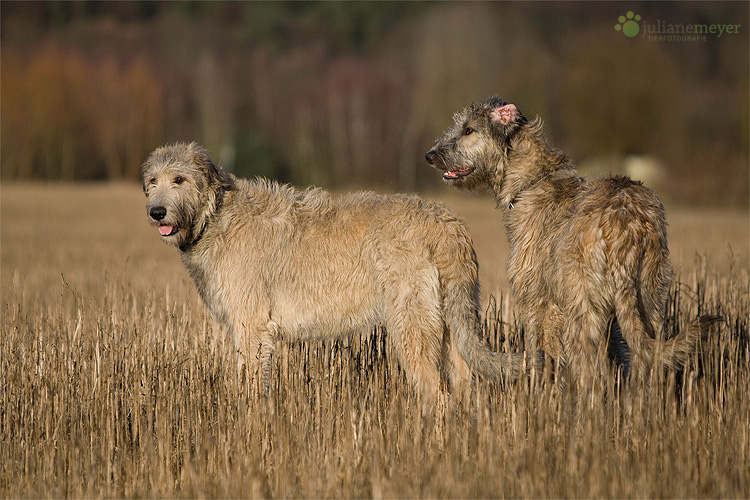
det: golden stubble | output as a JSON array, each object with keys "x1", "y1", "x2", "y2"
[{"x1": 1, "y1": 182, "x2": 748, "y2": 498}]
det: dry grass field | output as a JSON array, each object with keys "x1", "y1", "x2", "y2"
[{"x1": 1, "y1": 182, "x2": 748, "y2": 498}]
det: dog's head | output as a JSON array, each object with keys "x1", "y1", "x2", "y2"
[
  {"x1": 141, "y1": 142, "x2": 233, "y2": 249},
  {"x1": 425, "y1": 96, "x2": 527, "y2": 193}
]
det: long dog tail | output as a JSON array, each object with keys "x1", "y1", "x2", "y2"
[
  {"x1": 611, "y1": 247, "x2": 721, "y2": 372},
  {"x1": 449, "y1": 295, "x2": 522, "y2": 383},
  {"x1": 644, "y1": 314, "x2": 722, "y2": 370},
  {"x1": 436, "y1": 218, "x2": 522, "y2": 383},
  {"x1": 604, "y1": 188, "x2": 720, "y2": 373}
]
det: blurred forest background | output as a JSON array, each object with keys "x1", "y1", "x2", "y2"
[{"x1": 1, "y1": 1, "x2": 748, "y2": 205}]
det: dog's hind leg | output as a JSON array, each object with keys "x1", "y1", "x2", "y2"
[
  {"x1": 259, "y1": 321, "x2": 279, "y2": 397},
  {"x1": 561, "y1": 306, "x2": 610, "y2": 409},
  {"x1": 559, "y1": 222, "x2": 613, "y2": 406},
  {"x1": 382, "y1": 261, "x2": 445, "y2": 410}
]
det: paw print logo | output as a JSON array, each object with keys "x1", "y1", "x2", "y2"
[{"x1": 615, "y1": 11, "x2": 641, "y2": 38}]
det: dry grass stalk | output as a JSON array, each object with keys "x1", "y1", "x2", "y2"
[{"x1": 1, "y1": 184, "x2": 747, "y2": 498}]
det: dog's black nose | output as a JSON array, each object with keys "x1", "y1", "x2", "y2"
[
  {"x1": 149, "y1": 206, "x2": 167, "y2": 221},
  {"x1": 425, "y1": 150, "x2": 436, "y2": 164}
]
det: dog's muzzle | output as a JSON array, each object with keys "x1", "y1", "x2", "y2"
[
  {"x1": 425, "y1": 149, "x2": 438, "y2": 165},
  {"x1": 149, "y1": 206, "x2": 167, "y2": 221}
]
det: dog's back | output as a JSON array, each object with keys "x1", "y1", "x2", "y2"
[
  {"x1": 142, "y1": 143, "x2": 519, "y2": 404},
  {"x1": 189, "y1": 178, "x2": 517, "y2": 399}
]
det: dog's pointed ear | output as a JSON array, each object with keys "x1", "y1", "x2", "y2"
[
  {"x1": 490, "y1": 103, "x2": 526, "y2": 126},
  {"x1": 190, "y1": 142, "x2": 234, "y2": 189}
]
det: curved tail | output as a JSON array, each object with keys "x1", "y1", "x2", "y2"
[
  {"x1": 645, "y1": 314, "x2": 722, "y2": 370},
  {"x1": 613, "y1": 285, "x2": 721, "y2": 371},
  {"x1": 450, "y1": 302, "x2": 523, "y2": 382},
  {"x1": 435, "y1": 218, "x2": 522, "y2": 383},
  {"x1": 607, "y1": 199, "x2": 721, "y2": 373}
]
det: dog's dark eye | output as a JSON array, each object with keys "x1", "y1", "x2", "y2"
[
  {"x1": 148, "y1": 178, "x2": 156, "y2": 186},
  {"x1": 174, "y1": 176, "x2": 185, "y2": 185},
  {"x1": 463, "y1": 127, "x2": 474, "y2": 136}
]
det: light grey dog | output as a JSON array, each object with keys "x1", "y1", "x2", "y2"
[{"x1": 142, "y1": 141, "x2": 521, "y2": 405}]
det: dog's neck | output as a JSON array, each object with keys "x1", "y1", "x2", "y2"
[
  {"x1": 493, "y1": 128, "x2": 576, "y2": 210},
  {"x1": 179, "y1": 185, "x2": 230, "y2": 253}
]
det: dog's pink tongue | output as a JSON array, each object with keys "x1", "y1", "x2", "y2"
[{"x1": 158, "y1": 225, "x2": 174, "y2": 236}]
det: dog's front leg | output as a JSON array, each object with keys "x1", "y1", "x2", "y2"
[
  {"x1": 233, "y1": 319, "x2": 278, "y2": 398},
  {"x1": 257, "y1": 321, "x2": 279, "y2": 398}
]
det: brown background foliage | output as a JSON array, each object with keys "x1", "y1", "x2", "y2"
[{"x1": 2, "y1": 1, "x2": 748, "y2": 205}]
